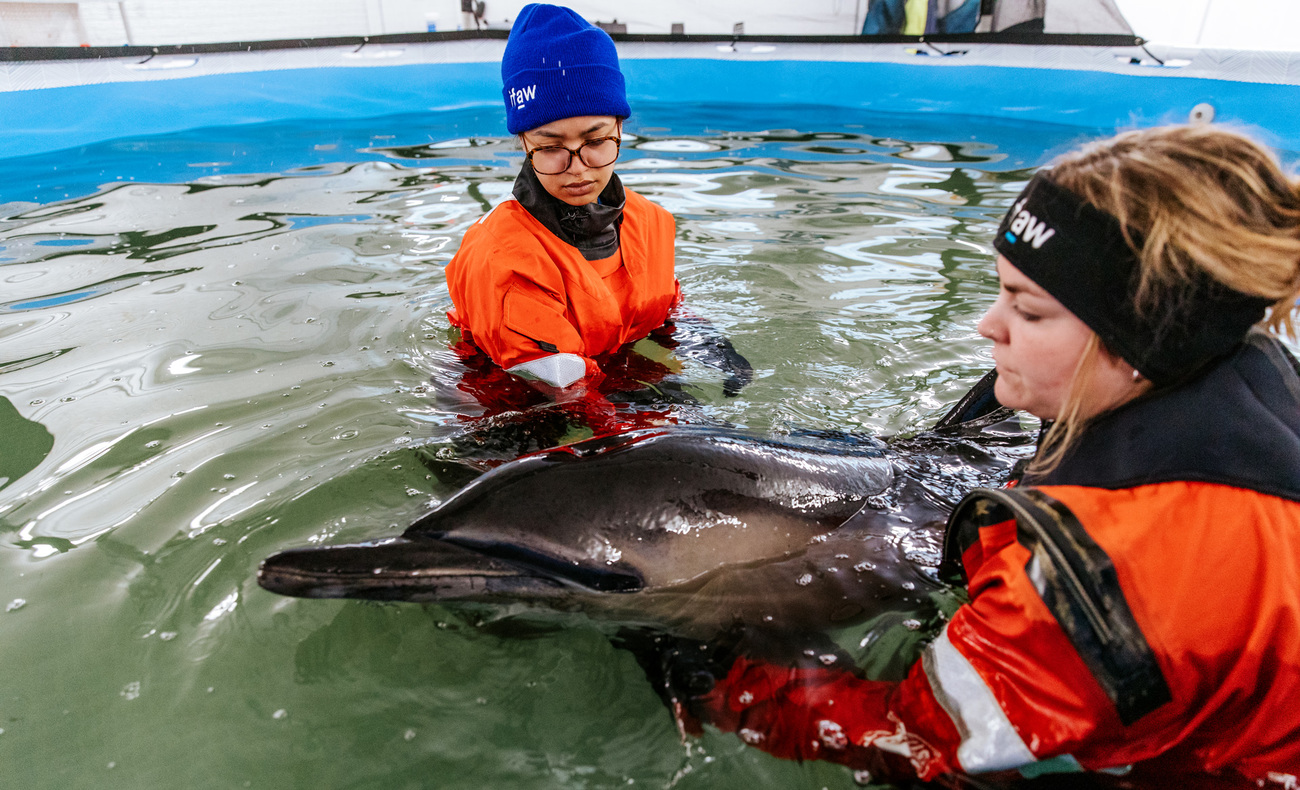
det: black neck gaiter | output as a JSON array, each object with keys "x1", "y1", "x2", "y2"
[{"x1": 513, "y1": 164, "x2": 625, "y2": 262}]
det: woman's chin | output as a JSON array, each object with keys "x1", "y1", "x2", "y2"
[
  {"x1": 993, "y1": 379, "x2": 1049, "y2": 420},
  {"x1": 991, "y1": 377, "x2": 1019, "y2": 411}
]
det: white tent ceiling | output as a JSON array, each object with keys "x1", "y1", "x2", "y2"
[
  {"x1": 1115, "y1": 0, "x2": 1300, "y2": 51},
  {"x1": 0, "y1": 0, "x2": 1295, "y2": 51}
]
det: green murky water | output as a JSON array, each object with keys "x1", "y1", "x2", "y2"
[{"x1": 0, "y1": 104, "x2": 1099, "y2": 788}]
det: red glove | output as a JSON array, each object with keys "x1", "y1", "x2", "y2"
[
  {"x1": 696, "y1": 657, "x2": 951, "y2": 781},
  {"x1": 556, "y1": 388, "x2": 674, "y2": 436}
]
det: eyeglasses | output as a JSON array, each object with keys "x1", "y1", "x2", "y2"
[{"x1": 523, "y1": 136, "x2": 621, "y2": 175}]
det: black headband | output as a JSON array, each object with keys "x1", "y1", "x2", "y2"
[{"x1": 992, "y1": 173, "x2": 1270, "y2": 387}]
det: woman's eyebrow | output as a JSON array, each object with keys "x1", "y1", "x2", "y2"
[
  {"x1": 1002, "y1": 282, "x2": 1048, "y2": 298},
  {"x1": 531, "y1": 122, "x2": 614, "y2": 140}
]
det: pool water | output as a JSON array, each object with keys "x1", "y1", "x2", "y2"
[{"x1": 0, "y1": 103, "x2": 1117, "y2": 789}]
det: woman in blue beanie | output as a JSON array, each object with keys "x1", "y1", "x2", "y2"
[{"x1": 446, "y1": 3, "x2": 680, "y2": 403}]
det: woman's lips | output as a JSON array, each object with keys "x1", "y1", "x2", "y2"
[{"x1": 562, "y1": 180, "x2": 596, "y2": 196}]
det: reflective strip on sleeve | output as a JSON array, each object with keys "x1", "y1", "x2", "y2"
[
  {"x1": 507, "y1": 353, "x2": 587, "y2": 388},
  {"x1": 922, "y1": 623, "x2": 1037, "y2": 774}
]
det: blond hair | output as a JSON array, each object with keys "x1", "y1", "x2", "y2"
[{"x1": 1028, "y1": 124, "x2": 1300, "y2": 475}]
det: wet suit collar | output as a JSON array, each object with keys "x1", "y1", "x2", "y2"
[{"x1": 513, "y1": 163, "x2": 625, "y2": 262}]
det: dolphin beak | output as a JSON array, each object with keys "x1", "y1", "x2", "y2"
[{"x1": 257, "y1": 537, "x2": 568, "y2": 603}]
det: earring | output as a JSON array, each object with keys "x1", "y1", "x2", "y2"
[{"x1": 1131, "y1": 368, "x2": 1142, "y2": 382}]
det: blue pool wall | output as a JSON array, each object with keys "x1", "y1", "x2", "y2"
[{"x1": 4, "y1": 43, "x2": 1300, "y2": 159}]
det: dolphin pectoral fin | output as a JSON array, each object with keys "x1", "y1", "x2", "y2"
[{"x1": 256, "y1": 538, "x2": 566, "y2": 603}]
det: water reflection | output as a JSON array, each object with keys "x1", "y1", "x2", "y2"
[
  {"x1": 0, "y1": 396, "x2": 53, "y2": 492},
  {"x1": 0, "y1": 115, "x2": 1031, "y2": 575}
]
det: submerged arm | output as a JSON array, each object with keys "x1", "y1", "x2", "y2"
[{"x1": 671, "y1": 507, "x2": 1184, "y2": 784}]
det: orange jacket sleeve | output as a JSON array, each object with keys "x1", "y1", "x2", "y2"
[
  {"x1": 694, "y1": 526, "x2": 1123, "y2": 783},
  {"x1": 696, "y1": 484, "x2": 1300, "y2": 788}
]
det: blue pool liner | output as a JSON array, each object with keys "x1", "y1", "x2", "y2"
[{"x1": 5, "y1": 56, "x2": 1300, "y2": 160}]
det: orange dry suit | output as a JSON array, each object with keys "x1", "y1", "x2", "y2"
[
  {"x1": 446, "y1": 165, "x2": 679, "y2": 393},
  {"x1": 693, "y1": 332, "x2": 1300, "y2": 789}
]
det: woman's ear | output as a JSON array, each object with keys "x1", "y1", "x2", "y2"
[
  {"x1": 1096, "y1": 340, "x2": 1152, "y2": 393},
  {"x1": 1095, "y1": 338, "x2": 1124, "y2": 365}
]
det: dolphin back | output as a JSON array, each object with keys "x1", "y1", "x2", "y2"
[{"x1": 406, "y1": 427, "x2": 894, "y2": 589}]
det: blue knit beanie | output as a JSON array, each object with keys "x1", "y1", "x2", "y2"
[{"x1": 501, "y1": 4, "x2": 631, "y2": 134}]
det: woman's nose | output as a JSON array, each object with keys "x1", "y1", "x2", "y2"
[
  {"x1": 976, "y1": 304, "x2": 1003, "y2": 342},
  {"x1": 565, "y1": 150, "x2": 587, "y2": 174}
]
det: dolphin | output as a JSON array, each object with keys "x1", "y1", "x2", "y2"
[{"x1": 258, "y1": 384, "x2": 1030, "y2": 637}]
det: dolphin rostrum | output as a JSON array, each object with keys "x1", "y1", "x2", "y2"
[{"x1": 258, "y1": 411, "x2": 1029, "y2": 637}]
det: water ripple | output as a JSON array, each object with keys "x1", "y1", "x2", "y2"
[{"x1": 0, "y1": 104, "x2": 1081, "y2": 789}]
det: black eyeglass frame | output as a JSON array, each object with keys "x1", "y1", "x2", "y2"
[{"x1": 523, "y1": 135, "x2": 622, "y2": 175}]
